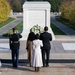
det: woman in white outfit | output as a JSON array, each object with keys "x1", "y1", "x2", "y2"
[{"x1": 31, "y1": 34, "x2": 43, "y2": 72}]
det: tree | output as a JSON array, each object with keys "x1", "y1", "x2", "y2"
[
  {"x1": 0, "y1": 0, "x2": 11, "y2": 23},
  {"x1": 20, "y1": 0, "x2": 64, "y2": 12},
  {"x1": 12, "y1": 0, "x2": 22, "y2": 12},
  {"x1": 43, "y1": 0, "x2": 64, "y2": 12},
  {"x1": 60, "y1": 1, "x2": 75, "y2": 24}
]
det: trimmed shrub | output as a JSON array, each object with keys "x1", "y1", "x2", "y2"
[
  {"x1": 60, "y1": 1, "x2": 75, "y2": 24},
  {"x1": 0, "y1": 0, "x2": 11, "y2": 23},
  {"x1": 2, "y1": 33, "x2": 10, "y2": 37}
]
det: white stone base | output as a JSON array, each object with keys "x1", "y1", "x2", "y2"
[
  {"x1": 21, "y1": 30, "x2": 29, "y2": 40},
  {"x1": 0, "y1": 43, "x2": 10, "y2": 51},
  {"x1": 62, "y1": 43, "x2": 75, "y2": 50}
]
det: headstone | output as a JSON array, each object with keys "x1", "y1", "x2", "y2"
[{"x1": 22, "y1": 1, "x2": 55, "y2": 40}]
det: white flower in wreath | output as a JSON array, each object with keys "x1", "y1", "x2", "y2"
[{"x1": 31, "y1": 25, "x2": 44, "y2": 34}]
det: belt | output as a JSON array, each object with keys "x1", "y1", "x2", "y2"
[{"x1": 13, "y1": 41, "x2": 19, "y2": 43}]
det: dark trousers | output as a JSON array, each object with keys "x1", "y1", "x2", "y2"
[
  {"x1": 42, "y1": 49, "x2": 50, "y2": 66},
  {"x1": 11, "y1": 49, "x2": 19, "y2": 67}
]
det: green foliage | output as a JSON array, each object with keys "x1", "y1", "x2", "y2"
[
  {"x1": 0, "y1": 0, "x2": 11, "y2": 23},
  {"x1": 23, "y1": 0, "x2": 64, "y2": 12},
  {"x1": 44, "y1": 0, "x2": 64, "y2": 12},
  {"x1": 60, "y1": 1, "x2": 75, "y2": 24},
  {"x1": 2, "y1": 33, "x2": 10, "y2": 37},
  {"x1": 12, "y1": 0, "x2": 22, "y2": 12}
]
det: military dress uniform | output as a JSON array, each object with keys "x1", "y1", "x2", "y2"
[{"x1": 9, "y1": 33, "x2": 22, "y2": 67}]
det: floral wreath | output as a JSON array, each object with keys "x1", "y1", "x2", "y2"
[{"x1": 30, "y1": 24, "x2": 44, "y2": 34}]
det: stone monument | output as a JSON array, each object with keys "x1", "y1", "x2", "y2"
[{"x1": 22, "y1": 1, "x2": 55, "y2": 40}]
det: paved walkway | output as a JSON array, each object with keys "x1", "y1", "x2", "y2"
[
  {"x1": 0, "y1": 17, "x2": 22, "y2": 36},
  {"x1": 0, "y1": 63, "x2": 75, "y2": 75},
  {"x1": 51, "y1": 15, "x2": 75, "y2": 35},
  {"x1": 0, "y1": 38, "x2": 75, "y2": 75}
]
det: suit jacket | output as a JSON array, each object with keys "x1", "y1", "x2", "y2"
[
  {"x1": 40, "y1": 32, "x2": 52, "y2": 50},
  {"x1": 9, "y1": 33, "x2": 22, "y2": 49}
]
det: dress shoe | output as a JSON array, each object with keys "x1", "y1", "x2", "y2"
[
  {"x1": 30, "y1": 63, "x2": 31, "y2": 67},
  {"x1": 43, "y1": 65, "x2": 45, "y2": 67},
  {"x1": 35, "y1": 67, "x2": 37, "y2": 72},
  {"x1": 35, "y1": 67, "x2": 39, "y2": 72},
  {"x1": 37, "y1": 67, "x2": 39, "y2": 72},
  {"x1": 46, "y1": 65, "x2": 49, "y2": 67}
]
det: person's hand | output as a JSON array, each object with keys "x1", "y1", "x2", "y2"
[{"x1": 16, "y1": 30, "x2": 19, "y2": 33}]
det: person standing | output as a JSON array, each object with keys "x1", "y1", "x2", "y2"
[
  {"x1": 31, "y1": 34, "x2": 43, "y2": 72},
  {"x1": 9, "y1": 28, "x2": 22, "y2": 68},
  {"x1": 40, "y1": 26, "x2": 52, "y2": 67},
  {"x1": 26, "y1": 32, "x2": 35, "y2": 66}
]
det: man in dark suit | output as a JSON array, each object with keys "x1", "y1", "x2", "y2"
[
  {"x1": 9, "y1": 28, "x2": 22, "y2": 67},
  {"x1": 40, "y1": 26, "x2": 52, "y2": 67}
]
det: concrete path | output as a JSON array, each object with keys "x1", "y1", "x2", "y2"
[
  {"x1": 0, "y1": 17, "x2": 22, "y2": 36},
  {"x1": 0, "y1": 38, "x2": 75, "y2": 75},
  {"x1": 51, "y1": 15, "x2": 75, "y2": 35}
]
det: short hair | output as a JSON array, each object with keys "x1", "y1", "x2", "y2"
[
  {"x1": 35, "y1": 34, "x2": 40, "y2": 39},
  {"x1": 44, "y1": 26, "x2": 48, "y2": 31},
  {"x1": 12, "y1": 28, "x2": 17, "y2": 32}
]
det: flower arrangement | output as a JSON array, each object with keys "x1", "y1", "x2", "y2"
[{"x1": 30, "y1": 24, "x2": 44, "y2": 34}]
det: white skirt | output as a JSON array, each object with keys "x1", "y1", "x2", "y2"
[{"x1": 31, "y1": 49, "x2": 43, "y2": 67}]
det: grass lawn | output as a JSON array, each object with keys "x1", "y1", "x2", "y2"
[
  {"x1": 0, "y1": 18, "x2": 15, "y2": 28},
  {"x1": 12, "y1": 22, "x2": 65, "y2": 35},
  {"x1": 15, "y1": 21, "x2": 23, "y2": 33},
  {"x1": 2, "y1": 21, "x2": 23, "y2": 37},
  {"x1": 51, "y1": 23, "x2": 65, "y2": 35},
  {"x1": 8, "y1": 21, "x2": 23, "y2": 34},
  {"x1": 2, "y1": 22, "x2": 65, "y2": 37},
  {"x1": 56, "y1": 17, "x2": 75, "y2": 30}
]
